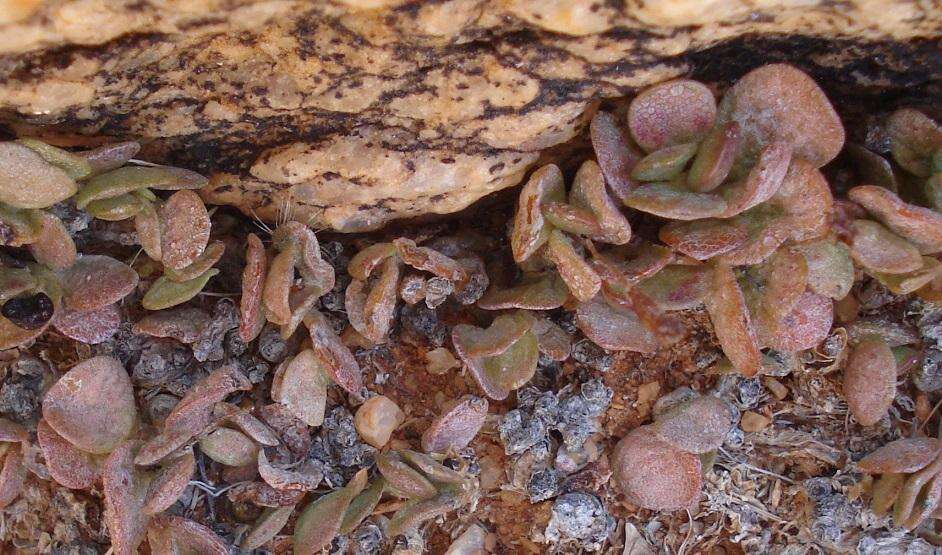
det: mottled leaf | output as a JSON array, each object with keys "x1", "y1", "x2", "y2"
[
  {"x1": 575, "y1": 296, "x2": 658, "y2": 353},
  {"x1": 271, "y1": 349, "x2": 328, "y2": 427},
  {"x1": 53, "y1": 303, "x2": 121, "y2": 344},
  {"x1": 704, "y1": 263, "x2": 760, "y2": 377},
  {"x1": 305, "y1": 310, "x2": 363, "y2": 396},
  {"x1": 849, "y1": 185, "x2": 942, "y2": 254},
  {"x1": 612, "y1": 426, "x2": 702, "y2": 510},
  {"x1": 143, "y1": 448, "x2": 195, "y2": 515},
  {"x1": 631, "y1": 142, "x2": 698, "y2": 182},
  {"x1": 76, "y1": 166, "x2": 206, "y2": 209},
  {"x1": 422, "y1": 395, "x2": 488, "y2": 453},
  {"x1": 849, "y1": 219, "x2": 923, "y2": 274},
  {"x1": 239, "y1": 233, "x2": 267, "y2": 342},
  {"x1": 36, "y1": 419, "x2": 99, "y2": 489},
  {"x1": 293, "y1": 469, "x2": 368, "y2": 555},
  {"x1": 687, "y1": 121, "x2": 741, "y2": 192},
  {"x1": 624, "y1": 181, "x2": 727, "y2": 220},
  {"x1": 61, "y1": 255, "x2": 139, "y2": 311},
  {"x1": 590, "y1": 111, "x2": 642, "y2": 202},
  {"x1": 142, "y1": 268, "x2": 218, "y2": 311},
  {"x1": 628, "y1": 79, "x2": 716, "y2": 153},
  {"x1": 844, "y1": 336, "x2": 896, "y2": 426},
  {"x1": 28, "y1": 210, "x2": 76, "y2": 269},
  {"x1": 859, "y1": 438, "x2": 942, "y2": 474},
  {"x1": 886, "y1": 108, "x2": 942, "y2": 177},
  {"x1": 42, "y1": 355, "x2": 136, "y2": 454},
  {"x1": 133, "y1": 307, "x2": 210, "y2": 344},
  {"x1": 477, "y1": 271, "x2": 569, "y2": 311},
  {"x1": 159, "y1": 190, "x2": 210, "y2": 270},
  {"x1": 163, "y1": 240, "x2": 225, "y2": 283}
]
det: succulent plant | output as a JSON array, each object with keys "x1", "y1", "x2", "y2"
[{"x1": 858, "y1": 437, "x2": 942, "y2": 530}]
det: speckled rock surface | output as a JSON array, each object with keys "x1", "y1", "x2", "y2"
[{"x1": 0, "y1": 0, "x2": 940, "y2": 231}]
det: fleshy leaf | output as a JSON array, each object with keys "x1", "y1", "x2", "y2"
[
  {"x1": 843, "y1": 335, "x2": 896, "y2": 427},
  {"x1": 510, "y1": 164, "x2": 566, "y2": 263},
  {"x1": 704, "y1": 263, "x2": 760, "y2": 377},
  {"x1": 627, "y1": 79, "x2": 716, "y2": 153}
]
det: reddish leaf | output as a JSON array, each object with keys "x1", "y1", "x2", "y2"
[
  {"x1": 660, "y1": 219, "x2": 747, "y2": 261},
  {"x1": 843, "y1": 336, "x2": 896, "y2": 426},
  {"x1": 240, "y1": 233, "x2": 267, "y2": 342},
  {"x1": 611, "y1": 426, "x2": 702, "y2": 510},
  {"x1": 511, "y1": 164, "x2": 566, "y2": 263},
  {"x1": 628, "y1": 79, "x2": 716, "y2": 153},
  {"x1": 590, "y1": 111, "x2": 641, "y2": 201},
  {"x1": 849, "y1": 219, "x2": 923, "y2": 274},
  {"x1": 37, "y1": 419, "x2": 99, "y2": 489},
  {"x1": 133, "y1": 307, "x2": 210, "y2": 344},
  {"x1": 42, "y1": 355, "x2": 136, "y2": 454},
  {"x1": 61, "y1": 255, "x2": 139, "y2": 311},
  {"x1": 859, "y1": 437, "x2": 942, "y2": 474},
  {"x1": 305, "y1": 311, "x2": 363, "y2": 396},
  {"x1": 575, "y1": 296, "x2": 658, "y2": 353},
  {"x1": 759, "y1": 292, "x2": 833, "y2": 352},
  {"x1": 53, "y1": 303, "x2": 121, "y2": 344},
  {"x1": 849, "y1": 185, "x2": 942, "y2": 254},
  {"x1": 28, "y1": 210, "x2": 76, "y2": 269},
  {"x1": 159, "y1": 190, "x2": 210, "y2": 270},
  {"x1": 545, "y1": 230, "x2": 600, "y2": 303},
  {"x1": 0, "y1": 447, "x2": 25, "y2": 510},
  {"x1": 143, "y1": 448, "x2": 195, "y2": 515},
  {"x1": 704, "y1": 263, "x2": 760, "y2": 377},
  {"x1": 651, "y1": 395, "x2": 735, "y2": 454},
  {"x1": 716, "y1": 63, "x2": 844, "y2": 169},
  {"x1": 421, "y1": 395, "x2": 489, "y2": 453},
  {"x1": 102, "y1": 441, "x2": 150, "y2": 555}
]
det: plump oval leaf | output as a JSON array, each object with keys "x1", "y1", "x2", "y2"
[
  {"x1": 159, "y1": 190, "x2": 210, "y2": 270},
  {"x1": 61, "y1": 255, "x2": 139, "y2": 311},
  {"x1": 844, "y1": 335, "x2": 896, "y2": 427},
  {"x1": 511, "y1": 164, "x2": 566, "y2": 263},
  {"x1": 0, "y1": 142, "x2": 77, "y2": 209},
  {"x1": 42, "y1": 355, "x2": 136, "y2": 454},
  {"x1": 612, "y1": 426, "x2": 702, "y2": 510},
  {"x1": 628, "y1": 79, "x2": 716, "y2": 153}
]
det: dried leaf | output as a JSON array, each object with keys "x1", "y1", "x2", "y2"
[
  {"x1": 42, "y1": 355, "x2": 136, "y2": 454},
  {"x1": 511, "y1": 164, "x2": 566, "y2": 263},
  {"x1": 628, "y1": 79, "x2": 716, "y2": 153},
  {"x1": 0, "y1": 447, "x2": 24, "y2": 510},
  {"x1": 257, "y1": 450, "x2": 322, "y2": 491},
  {"x1": 844, "y1": 336, "x2": 896, "y2": 426},
  {"x1": 159, "y1": 190, "x2": 210, "y2": 270},
  {"x1": 228, "y1": 481, "x2": 304, "y2": 508},
  {"x1": 422, "y1": 395, "x2": 489, "y2": 453},
  {"x1": 61, "y1": 255, "x2": 139, "y2": 311},
  {"x1": 36, "y1": 419, "x2": 99, "y2": 489},
  {"x1": 0, "y1": 142, "x2": 77, "y2": 209},
  {"x1": 612, "y1": 426, "x2": 702, "y2": 510}
]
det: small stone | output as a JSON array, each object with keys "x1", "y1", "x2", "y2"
[
  {"x1": 636, "y1": 381, "x2": 660, "y2": 405},
  {"x1": 425, "y1": 347, "x2": 457, "y2": 375},
  {"x1": 424, "y1": 277, "x2": 453, "y2": 309},
  {"x1": 762, "y1": 377, "x2": 789, "y2": 400},
  {"x1": 527, "y1": 468, "x2": 559, "y2": 502},
  {"x1": 740, "y1": 410, "x2": 771, "y2": 432},
  {"x1": 498, "y1": 409, "x2": 546, "y2": 456},
  {"x1": 354, "y1": 395, "x2": 404, "y2": 449}
]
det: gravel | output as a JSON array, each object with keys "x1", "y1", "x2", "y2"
[{"x1": 544, "y1": 492, "x2": 615, "y2": 551}]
